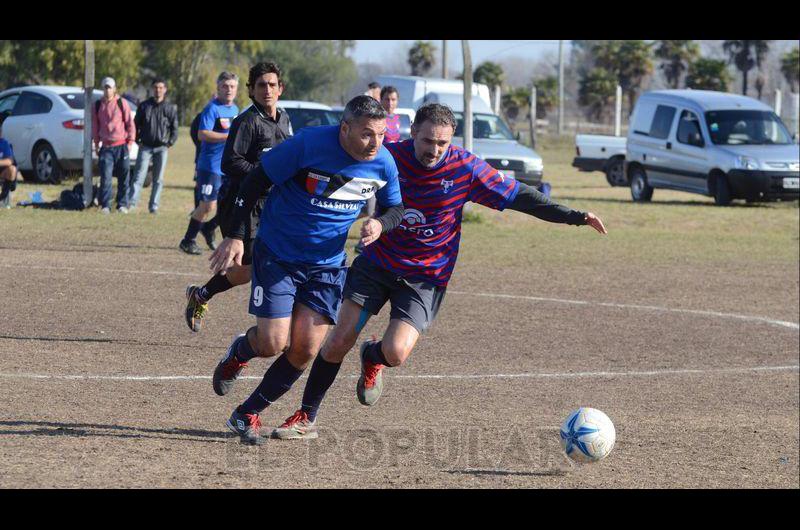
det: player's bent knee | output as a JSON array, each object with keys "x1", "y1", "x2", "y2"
[
  {"x1": 324, "y1": 333, "x2": 357, "y2": 361},
  {"x1": 381, "y1": 342, "x2": 412, "y2": 367}
]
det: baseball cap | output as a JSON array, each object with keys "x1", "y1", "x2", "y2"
[{"x1": 101, "y1": 77, "x2": 116, "y2": 88}]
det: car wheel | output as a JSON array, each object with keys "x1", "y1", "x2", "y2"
[
  {"x1": 32, "y1": 142, "x2": 63, "y2": 184},
  {"x1": 605, "y1": 158, "x2": 627, "y2": 187},
  {"x1": 713, "y1": 174, "x2": 732, "y2": 206},
  {"x1": 630, "y1": 166, "x2": 653, "y2": 202}
]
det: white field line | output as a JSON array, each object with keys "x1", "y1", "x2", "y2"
[
  {"x1": 0, "y1": 365, "x2": 796, "y2": 383},
  {"x1": 2, "y1": 262, "x2": 798, "y2": 330}
]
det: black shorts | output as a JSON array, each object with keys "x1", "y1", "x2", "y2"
[
  {"x1": 343, "y1": 255, "x2": 446, "y2": 333},
  {"x1": 218, "y1": 179, "x2": 265, "y2": 266}
]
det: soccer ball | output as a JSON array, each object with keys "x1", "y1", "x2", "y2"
[{"x1": 559, "y1": 407, "x2": 616, "y2": 463}]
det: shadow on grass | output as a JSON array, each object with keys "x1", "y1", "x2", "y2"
[
  {"x1": 0, "y1": 420, "x2": 231, "y2": 444},
  {"x1": 444, "y1": 468, "x2": 568, "y2": 477},
  {"x1": 0, "y1": 334, "x2": 218, "y2": 352}
]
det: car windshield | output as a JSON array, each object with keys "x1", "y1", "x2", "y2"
[
  {"x1": 705, "y1": 110, "x2": 792, "y2": 145},
  {"x1": 453, "y1": 112, "x2": 515, "y2": 140},
  {"x1": 282, "y1": 107, "x2": 340, "y2": 132}
]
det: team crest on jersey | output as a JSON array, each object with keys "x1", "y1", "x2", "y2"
[
  {"x1": 295, "y1": 168, "x2": 385, "y2": 203},
  {"x1": 441, "y1": 179, "x2": 454, "y2": 193},
  {"x1": 219, "y1": 118, "x2": 231, "y2": 130}
]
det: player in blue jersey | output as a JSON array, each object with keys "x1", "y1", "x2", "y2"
[
  {"x1": 269, "y1": 103, "x2": 608, "y2": 440},
  {"x1": 180, "y1": 72, "x2": 240, "y2": 255},
  {"x1": 207, "y1": 95, "x2": 405, "y2": 445},
  {"x1": 0, "y1": 118, "x2": 19, "y2": 208}
]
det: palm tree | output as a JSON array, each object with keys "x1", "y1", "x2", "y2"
[
  {"x1": 473, "y1": 61, "x2": 505, "y2": 108},
  {"x1": 408, "y1": 41, "x2": 437, "y2": 76},
  {"x1": 781, "y1": 47, "x2": 800, "y2": 93},
  {"x1": 533, "y1": 76, "x2": 558, "y2": 119},
  {"x1": 593, "y1": 40, "x2": 653, "y2": 115},
  {"x1": 579, "y1": 67, "x2": 618, "y2": 122},
  {"x1": 654, "y1": 40, "x2": 700, "y2": 88},
  {"x1": 723, "y1": 40, "x2": 771, "y2": 96},
  {"x1": 685, "y1": 58, "x2": 732, "y2": 92}
]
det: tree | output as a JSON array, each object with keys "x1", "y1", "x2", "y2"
[
  {"x1": 654, "y1": 40, "x2": 700, "y2": 88},
  {"x1": 533, "y1": 76, "x2": 558, "y2": 119},
  {"x1": 501, "y1": 86, "x2": 530, "y2": 122},
  {"x1": 723, "y1": 40, "x2": 771, "y2": 96},
  {"x1": 781, "y1": 47, "x2": 800, "y2": 93},
  {"x1": 474, "y1": 61, "x2": 505, "y2": 92},
  {"x1": 592, "y1": 40, "x2": 653, "y2": 114},
  {"x1": 685, "y1": 58, "x2": 732, "y2": 92},
  {"x1": 408, "y1": 41, "x2": 436, "y2": 76},
  {"x1": 578, "y1": 67, "x2": 617, "y2": 122}
]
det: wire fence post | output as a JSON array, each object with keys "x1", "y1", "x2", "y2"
[
  {"x1": 774, "y1": 89, "x2": 782, "y2": 118},
  {"x1": 529, "y1": 85, "x2": 537, "y2": 149},
  {"x1": 615, "y1": 85, "x2": 622, "y2": 137}
]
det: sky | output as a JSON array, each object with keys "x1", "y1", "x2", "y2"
[{"x1": 352, "y1": 40, "x2": 571, "y2": 71}]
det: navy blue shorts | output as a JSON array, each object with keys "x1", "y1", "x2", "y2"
[
  {"x1": 249, "y1": 239, "x2": 348, "y2": 324},
  {"x1": 196, "y1": 169, "x2": 222, "y2": 202},
  {"x1": 343, "y1": 255, "x2": 446, "y2": 333}
]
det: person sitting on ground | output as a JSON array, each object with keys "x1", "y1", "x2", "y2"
[{"x1": 0, "y1": 119, "x2": 19, "y2": 209}]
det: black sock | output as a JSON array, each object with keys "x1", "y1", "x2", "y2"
[
  {"x1": 301, "y1": 354, "x2": 342, "y2": 422},
  {"x1": 363, "y1": 341, "x2": 391, "y2": 367},
  {"x1": 233, "y1": 333, "x2": 258, "y2": 363},
  {"x1": 202, "y1": 273, "x2": 233, "y2": 301},
  {"x1": 183, "y1": 217, "x2": 202, "y2": 243},
  {"x1": 203, "y1": 215, "x2": 219, "y2": 234},
  {"x1": 238, "y1": 354, "x2": 304, "y2": 415}
]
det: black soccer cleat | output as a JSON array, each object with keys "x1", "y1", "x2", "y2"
[{"x1": 179, "y1": 239, "x2": 202, "y2": 255}]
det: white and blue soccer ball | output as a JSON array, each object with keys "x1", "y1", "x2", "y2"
[{"x1": 560, "y1": 407, "x2": 616, "y2": 463}]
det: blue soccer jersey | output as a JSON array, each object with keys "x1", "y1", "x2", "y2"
[
  {"x1": 257, "y1": 125, "x2": 402, "y2": 266},
  {"x1": 0, "y1": 138, "x2": 14, "y2": 163},
  {"x1": 196, "y1": 98, "x2": 239, "y2": 175},
  {"x1": 362, "y1": 139, "x2": 520, "y2": 287}
]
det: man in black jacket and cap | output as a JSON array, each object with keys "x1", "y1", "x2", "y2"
[
  {"x1": 184, "y1": 62, "x2": 293, "y2": 332},
  {"x1": 130, "y1": 78, "x2": 179, "y2": 213}
]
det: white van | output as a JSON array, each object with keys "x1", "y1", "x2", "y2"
[{"x1": 625, "y1": 90, "x2": 799, "y2": 205}]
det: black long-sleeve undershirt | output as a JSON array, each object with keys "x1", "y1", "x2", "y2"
[
  {"x1": 375, "y1": 204, "x2": 404, "y2": 233},
  {"x1": 227, "y1": 164, "x2": 273, "y2": 240},
  {"x1": 506, "y1": 182, "x2": 587, "y2": 225}
]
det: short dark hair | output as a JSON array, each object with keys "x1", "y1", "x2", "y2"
[
  {"x1": 248, "y1": 62, "x2": 283, "y2": 89},
  {"x1": 342, "y1": 95, "x2": 386, "y2": 124},
  {"x1": 380, "y1": 86, "x2": 398, "y2": 99},
  {"x1": 152, "y1": 78, "x2": 167, "y2": 87},
  {"x1": 413, "y1": 103, "x2": 456, "y2": 131},
  {"x1": 217, "y1": 71, "x2": 239, "y2": 83},
  {"x1": 367, "y1": 82, "x2": 381, "y2": 90}
]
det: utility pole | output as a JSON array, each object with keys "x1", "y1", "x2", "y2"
[
  {"x1": 442, "y1": 40, "x2": 448, "y2": 79},
  {"x1": 462, "y1": 40, "x2": 473, "y2": 153},
  {"x1": 557, "y1": 39, "x2": 565, "y2": 136},
  {"x1": 83, "y1": 40, "x2": 95, "y2": 208},
  {"x1": 615, "y1": 85, "x2": 622, "y2": 136},
  {"x1": 529, "y1": 85, "x2": 537, "y2": 149}
]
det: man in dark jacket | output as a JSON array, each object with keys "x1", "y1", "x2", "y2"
[
  {"x1": 184, "y1": 62, "x2": 293, "y2": 332},
  {"x1": 130, "y1": 78, "x2": 179, "y2": 213}
]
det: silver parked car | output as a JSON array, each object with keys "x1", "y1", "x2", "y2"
[{"x1": 625, "y1": 89, "x2": 799, "y2": 205}]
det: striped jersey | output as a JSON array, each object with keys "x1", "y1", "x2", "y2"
[
  {"x1": 383, "y1": 114, "x2": 401, "y2": 144},
  {"x1": 362, "y1": 139, "x2": 520, "y2": 286}
]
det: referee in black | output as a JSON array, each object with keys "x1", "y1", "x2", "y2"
[{"x1": 184, "y1": 62, "x2": 293, "y2": 332}]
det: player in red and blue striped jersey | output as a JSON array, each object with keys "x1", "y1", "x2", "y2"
[{"x1": 271, "y1": 103, "x2": 607, "y2": 440}]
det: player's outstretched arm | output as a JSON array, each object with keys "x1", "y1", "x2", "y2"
[
  {"x1": 506, "y1": 182, "x2": 607, "y2": 234},
  {"x1": 209, "y1": 238, "x2": 244, "y2": 275}
]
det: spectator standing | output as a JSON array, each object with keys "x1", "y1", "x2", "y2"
[
  {"x1": 365, "y1": 82, "x2": 381, "y2": 101},
  {"x1": 130, "y1": 78, "x2": 179, "y2": 214},
  {"x1": 92, "y1": 77, "x2": 136, "y2": 214}
]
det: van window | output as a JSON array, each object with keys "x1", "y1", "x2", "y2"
[
  {"x1": 649, "y1": 105, "x2": 676, "y2": 139},
  {"x1": 631, "y1": 100, "x2": 656, "y2": 136},
  {"x1": 705, "y1": 110, "x2": 793, "y2": 145},
  {"x1": 677, "y1": 110, "x2": 704, "y2": 147}
]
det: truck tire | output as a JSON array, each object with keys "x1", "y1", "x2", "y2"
[
  {"x1": 605, "y1": 157, "x2": 627, "y2": 187},
  {"x1": 630, "y1": 166, "x2": 653, "y2": 202},
  {"x1": 713, "y1": 174, "x2": 732, "y2": 206},
  {"x1": 31, "y1": 142, "x2": 64, "y2": 184}
]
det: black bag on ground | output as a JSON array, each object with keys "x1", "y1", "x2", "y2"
[{"x1": 59, "y1": 183, "x2": 99, "y2": 210}]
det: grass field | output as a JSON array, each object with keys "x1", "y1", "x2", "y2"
[{"x1": 1, "y1": 130, "x2": 797, "y2": 488}]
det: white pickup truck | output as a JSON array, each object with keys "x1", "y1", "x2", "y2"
[{"x1": 572, "y1": 134, "x2": 628, "y2": 186}]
